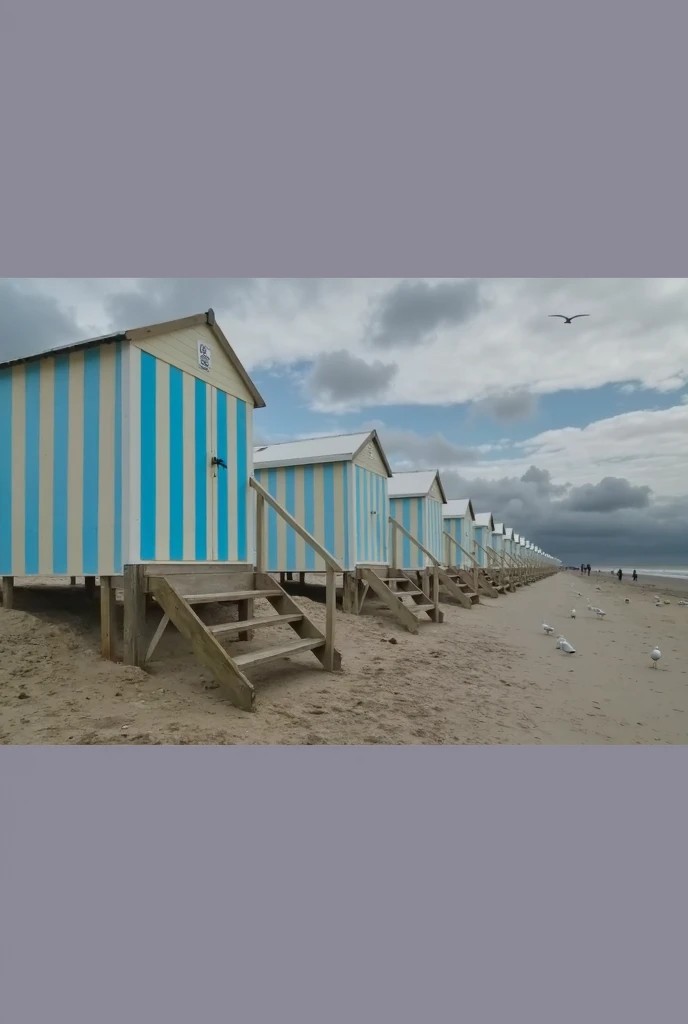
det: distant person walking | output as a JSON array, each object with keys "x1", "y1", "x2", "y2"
[
  {"x1": 617, "y1": 568, "x2": 623, "y2": 581},
  {"x1": 587, "y1": 564, "x2": 591, "y2": 576},
  {"x1": 632, "y1": 569, "x2": 638, "y2": 582}
]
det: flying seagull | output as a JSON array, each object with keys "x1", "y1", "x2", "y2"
[{"x1": 548, "y1": 314, "x2": 590, "y2": 323}]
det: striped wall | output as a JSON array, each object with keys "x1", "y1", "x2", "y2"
[
  {"x1": 0, "y1": 343, "x2": 123, "y2": 577},
  {"x1": 474, "y1": 526, "x2": 489, "y2": 567},
  {"x1": 130, "y1": 347, "x2": 251, "y2": 564},
  {"x1": 253, "y1": 462, "x2": 352, "y2": 572},
  {"x1": 389, "y1": 496, "x2": 443, "y2": 568},
  {"x1": 443, "y1": 515, "x2": 474, "y2": 567},
  {"x1": 354, "y1": 464, "x2": 388, "y2": 565}
]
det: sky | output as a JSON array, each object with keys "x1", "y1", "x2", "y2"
[{"x1": 1, "y1": 277, "x2": 687, "y2": 566}]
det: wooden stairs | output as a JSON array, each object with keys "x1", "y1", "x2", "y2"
[
  {"x1": 454, "y1": 568, "x2": 500, "y2": 599},
  {"x1": 145, "y1": 569, "x2": 342, "y2": 711},
  {"x1": 356, "y1": 567, "x2": 444, "y2": 634},
  {"x1": 405, "y1": 568, "x2": 479, "y2": 609}
]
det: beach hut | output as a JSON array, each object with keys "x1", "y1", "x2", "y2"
[
  {"x1": 473, "y1": 512, "x2": 495, "y2": 568},
  {"x1": 442, "y1": 498, "x2": 475, "y2": 568},
  {"x1": 253, "y1": 430, "x2": 392, "y2": 572},
  {"x1": 252, "y1": 433, "x2": 444, "y2": 633},
  {"x1": 388, "y1": 470, "x2": 447, "y2": 569},
  {"x1": 0, "y1": 309, "x2": 342, "y2": 711}
]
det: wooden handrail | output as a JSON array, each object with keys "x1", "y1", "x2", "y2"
[
  {"x1": 250, "y1": 477, "x2": 343, "y2": 573},
  {"x1": 443, "y1": 531, "x2": 480, "y2": 593},
  {"x1": 389, "y1": 516, "x2": 441, "y2": 566},
  {"x1": 389, "y1": 517, "x2": 440, "y2": 618},
  {"x1": 250, "y1": 476, "x2": 340, "y2": 670}
]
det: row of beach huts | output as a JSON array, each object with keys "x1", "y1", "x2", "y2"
[{"x1": 0, "y1": 310, "x2": 560, "y2": 710}]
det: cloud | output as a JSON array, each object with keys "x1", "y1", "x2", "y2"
[
  {"x1": 370, "y1": 424, "x2": 478, "y2": 469},
  {"x1": 477, "y1": 388, "x2": 538, "y2": 422},
  {"x1": 306, "y1": 350, "x2": 397, "y2": 407},
  {"x1": 366, "y1": 278, "x2": 485, "y2": 348},
  {"x1": 563, "y1": 476, "x2": 652, "y2": 513},
  {"x1": 0, "y1": 280, "x2": 82, "y2": 362}
]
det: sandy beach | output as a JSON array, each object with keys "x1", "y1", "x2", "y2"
[{"x1": 1, "y1": 571, "x2": 687, "y2": 744}]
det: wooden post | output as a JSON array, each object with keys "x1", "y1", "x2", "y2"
[
  {"x1": 324, "y1": 564, "x2": 336, "y2": 670},
  {"x1": 1, "y1": 576, "x2": 14, "y2": 609},
  {"x1": 70, "y1": 576, "x2": 77, "y2": 586},
  {"x1": 100, "y1": 576, "x2": 117, "y2": 661},
  {"x1": 432, "y1": 564, "x2": 440, "y2": 616},
  {"x1": 299, "y1": 572, "x2": 306, "y2": 584},
  {"x1": 236, "y1": 598, "x2": 253, "y2": 642},
  {"x1": 85, "y1": 576, "x2": 96, "y2": 600},
  {"x1": 123, "y1": 564, "x2": 146, "y2": 667},
  {"x1": 391, "y1": 520, "x2": 398, "y2": 569},
  {"x1": 255, "y1": 493, "x2": 265, "y2": 572},
  {"x1": 341, "y1": 573, "x2": 354, "y2": 614}
]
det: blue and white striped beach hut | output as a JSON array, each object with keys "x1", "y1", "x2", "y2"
[
  {"x1": 442, "y1": 498, "x2": 475, "y2": 567},
  {"x1": 492, "y1": 522, "x2": 505, "y2": 559},
  {"x1": 388, "y1": 470, "x2": 447, "y2": 569},
  {"x1": 0, "y1": 310, "x2": 264, "y2": 579},
  {"x1": 253, "y1": 431, "x2": 393, "y2": 573},
  {"x1": 473, "y1": 512, "x2": 495, "y2": 567},
  {"x1": 503, "y1": 527, "x2": 514, "y2": 560}
]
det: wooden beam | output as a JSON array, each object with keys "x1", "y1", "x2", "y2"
[
  {"x1": 123, "y1": 564, "x2": 146, "y2": 667},
  {"x1": 85, "y1": 576, "x2": 97, "y2": 600},
  {"x1": 324, "y1": 564, "x2": 336, "y2": 670},
  {"x1": 1, "y1": 576, "x2": 14, "y2": 609},
  {"x1": 145, "y1": 614, "x2": 171, "y2": 663},
  {"x1": 100, "y1": 576, "x2": 117, "y2": 661}
]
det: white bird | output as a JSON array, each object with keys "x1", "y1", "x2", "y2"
[
  {"x1": 595, "y1": 608, "x2": 606, "y2": 619},
  {"x1": 651, "y1": 647, "x2": 661, "y2": 668},
  {"x1": 560, "y1": 640, "x2": 576, "y2": 654},
  {"x1": 571, "y1": 609, "x2": 576, "y2": 618},
  {"x1": 556, "y1": 636, "x2": 566, "y2": 649},
  {"x1": 542, "y1": 623, "x2": 554, "y2": 635},
  {"x1": 678, "y1": 600, "x2": 688, "y2": 607},
  {"x1": 587, "y1": 604, "x2": 594, "y2": 611}
]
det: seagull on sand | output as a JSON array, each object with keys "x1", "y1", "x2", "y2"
[
  {"x1": 548, "y1": 314, "x2": 590, "y2": 324},
  {"x1": 571, "y1": 609, "x2": 577, "y2": 618},
  {"x1": 556, "y1": 636, "x2": 566, "y2": 649},
  {"x1": 560, "y1": 639, "x2": 576, "y2": 654},
  {"x1": 595, "y1": 608, "x2": 606, "y2": 619},
  {"x1": 651, "y1": 646, "x2": 662, "y2": 668},
  {"x1": 542, "y1": 623, "x2": 555, "y2": 635}
]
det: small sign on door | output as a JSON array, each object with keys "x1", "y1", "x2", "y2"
[{"x1": 197, "y1": 340, "x2": 212, "y2": 372}]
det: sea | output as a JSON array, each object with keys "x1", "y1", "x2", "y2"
[{"x1": 585, "y1": 566, "x2": 688, "y2": 581}]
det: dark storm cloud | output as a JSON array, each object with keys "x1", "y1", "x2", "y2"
[
  {"x1": 563, "y1": 476, "x2": 652, "y2": 513},
  {"x1": 307, "y1": 350, "x2": 397, "y2": 403},
  {"x1": 435, "y1": 464, "x2": 686, "y2": 564},
  {"x1": 478, "y1": 389, "x2": 538, "y2": 422},
  {"x1": 0, "y1": 281, "x2": 82, "y2": 362},
  {"x1": 367, "y1": 279, "x2": 485, "y2": 348}
]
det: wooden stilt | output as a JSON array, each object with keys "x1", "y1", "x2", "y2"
[
  {"x1": 1, "y1": 576, "x2": 14, "y2": 609},
  {"x1": 70, "y1": 576, "x2": 77, "y2": 586},
  {"x1": 123, "y1": 565, "x2": 146, "y2": 667},
  {"x1": 100, "y1": 576, "x2": 117, "y2": 661},
  {"x1": 85, "y1": 576, "x2": 96, "y2": 600},
  {"x1": 236, "y1": 598, "x2": 254, "y2": 642}
]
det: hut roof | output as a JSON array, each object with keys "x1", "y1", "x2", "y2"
[
  {"x1": 388, "y1": 470, "x2": 447, "y2": 503},
  {"x1": 442, "y1": 498, "x2": 475, "y2": 520},
  {"x1": 493, "y1": 522, "x2": 505, "y2": 535},
  {"x1": 0, "y1": 309, "x2": 266, "y2": 408},
  {"x1": 504, "y1": 527, "x2": 514, "y2": 539},
  {"x1": 474, "y1": 511, "x2": 495, "y2": 531},
  {"x1": 253, "y1": 429, "x2": 393, "y2": 475}
]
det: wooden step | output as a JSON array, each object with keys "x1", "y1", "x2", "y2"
[
  {"x1": 209, "y1": 613, "x2": 303, "y2": 637},
  {"x1": 185, "y1": 588, "x2": 282, "y2": 605},
  {"x1": 233, "y1": 638, "x2": 324, "y2": 669},
  {"x1": 411, "y1": 602, "x2": 436, "y2": 614}
]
